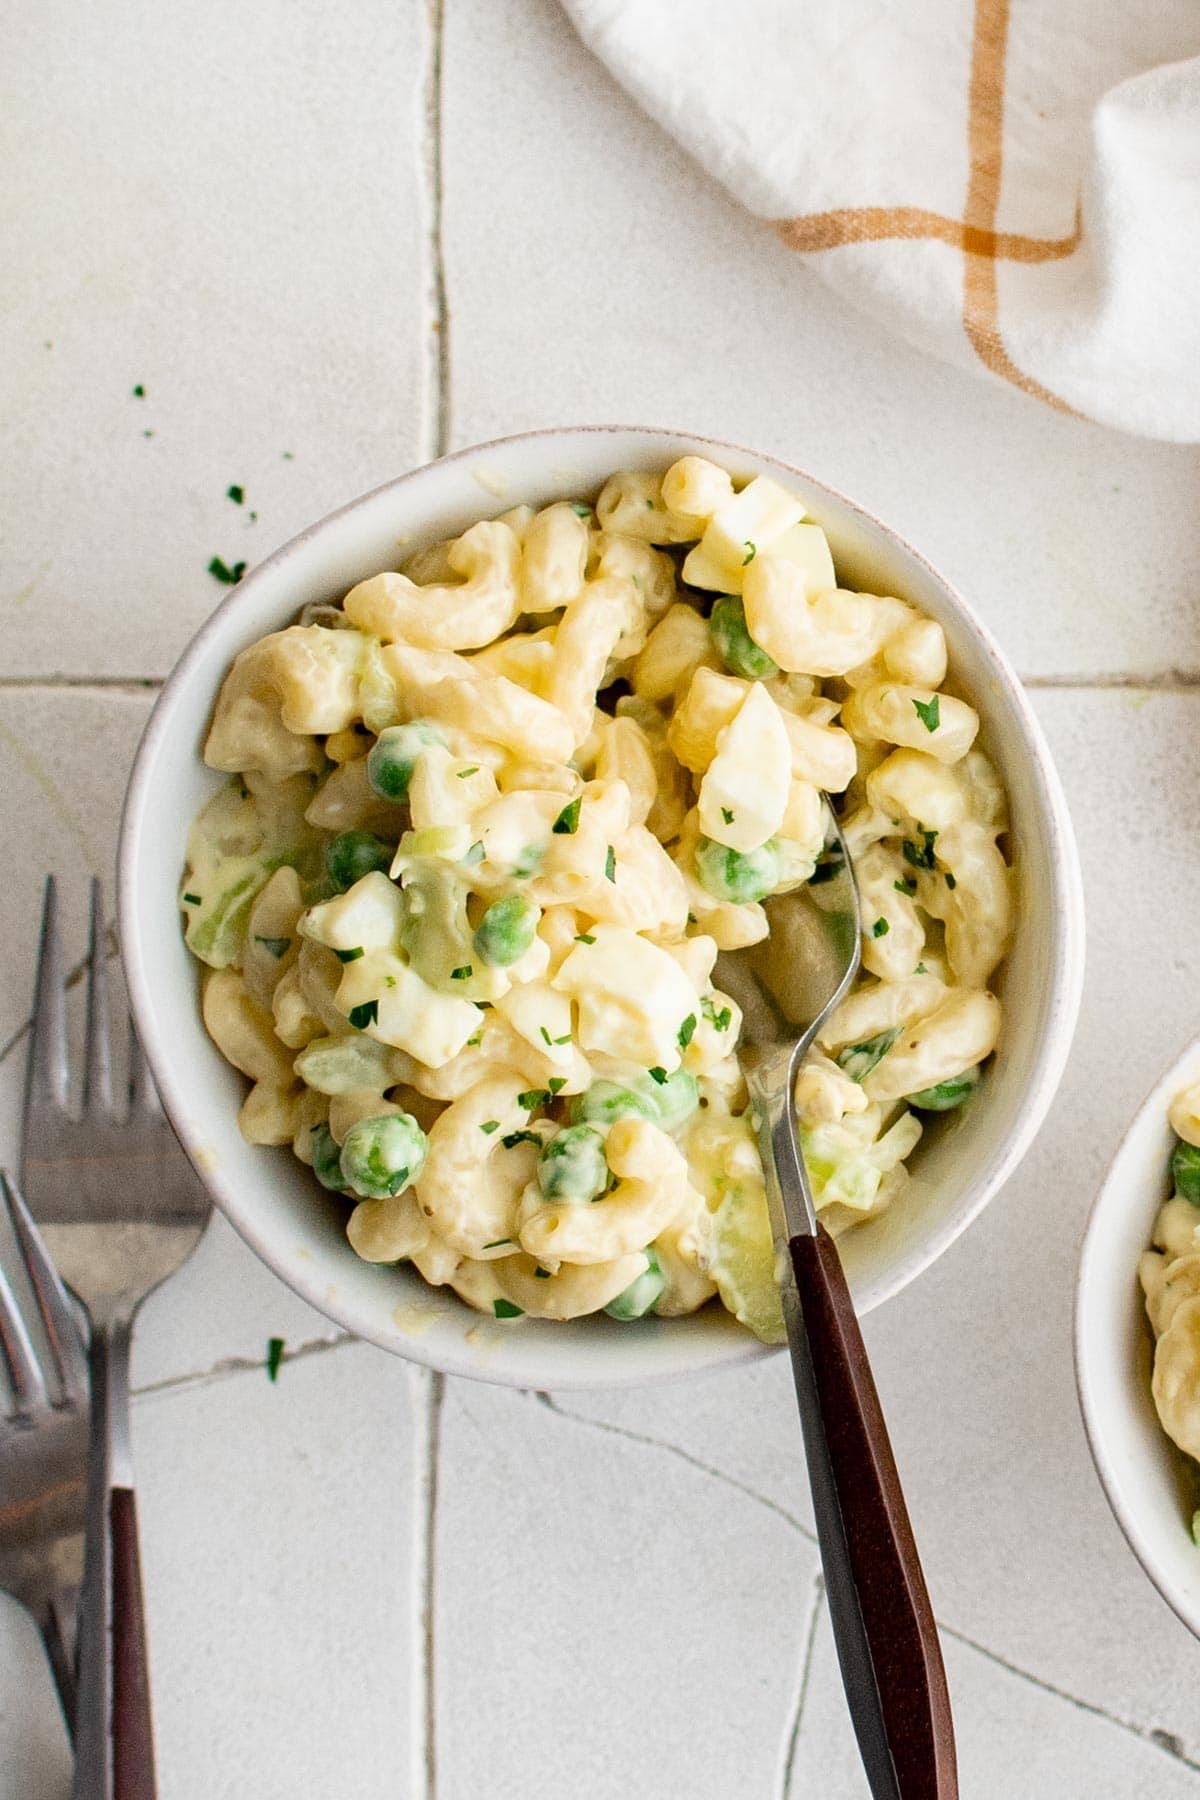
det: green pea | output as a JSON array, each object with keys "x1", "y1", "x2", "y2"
[
  {"x1": 604, "y1": 1248, "x2": 667, "y2": 1320},
  {"x1": 694, "y1": 835, "x2": 781, "y2": 904},
  {"x1": 473, "y1": 894, "x2": 541, "y2": 968},
  {"x1": 708, "y1": 595, "x2": 778, "y2": 680},
  {"x1": 339, "y1": 1113, "x2": 428, "y2": 1199},
  {"x1": 907, "y1": 1066, "x2": 982, "y2": 1112},
  {"x1": 309, "y1": 1122, "x2": 347, "y2": 1192},
  {"x1": 366, "y1": 720, "x2": 446, "y2": 802},
  {"x1": 1173, "y1": 1138, "x2": 1200, "y2": 1207},
  {"x1": 537, "y1": 1125, "x2": 609, "y2": 1203},
  {"x1": 570, "y1": 1068, "x2": 699, "y2": 1133},
  {"x1": 325, "y1": 830, "x2": 392, "y2": 891}
]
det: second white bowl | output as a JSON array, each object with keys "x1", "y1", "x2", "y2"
[{"x1": 1077, "y1": 1036, "x2": 1200, "y2": 1638}]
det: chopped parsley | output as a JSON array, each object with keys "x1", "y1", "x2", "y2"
[
  {"x1": 872, "y1": 918, "x2": 889, "y2": 938},
  {"x1": 501, "y1": 1130, "x2": 542, "y2": 1150},
  {"x1": 552, "y1": 797, "x2": 582, "y2": 835},
  {"x1": 721, "y1": 806, "x2": 735, "y2": 825},
  {"x1": 480, "y1": 1120, "x2": 500, "y2": 1135},
  {"x1": 742, "y1": 541, "x2": 757, "y2": 565},
  {"x1": 182, "y1": 892, "x2": 201, "y2": 906},
  {"x1": 836, "y1": 1029, "x2": 900, "y2": 1084},
  {"x1": 540, "y1": 1026, "x2": 553, "y2": 1045},
  {"x1": 208, "y1": 555, "x2": 246, "y2": 585},
  {"x1": 809, "y1": 847, "x2": 845, "y2": 886},
  {"x1": 902, "y1": 828, "x2": 939, "y2": 872},
  {"x1": 348, "y1": 999, "x2": 378, "y2": 1031},
  {"x1": 466, "y1": 1030, "x2": 484, "y2": 1048},
  {"x1": 450, "y1": 965, "x2": 472, "y2": 981},
  {"x1": 547, "y1": 1077, "x2": 567, "y2": 1095},
  {"x1": 604, "y1": 845, "x2": 617, "y2": 883},
  {"x1": 912, "y1": 695, "x2": 941, "y2": 733},
  {"x1": 483, "y1": 1238, "x2": 514, "y2": 1249},
  {"x1": 648, "y1": 1067, "x2": 668, "y2": 1085},
  {"x1": 916, "y1": 962, "x2": 929, "y2": 974},
  {"x1": 266, "y1": 1337, "x2": 285, "y2": 1382},
  {"x1": 493, "y1": 1299, "x2": 524, "y2": 1319},
  {"x1": 702, "y1": 996, "x2": 732, "y2": 1033},
  {"x1": 457, "y1": 766, "x2": 479, "y2": 778},
  {"x1": 893, "y1": 878, "x2": 917, "y2": 897},
  {"x1": 255, "y1": 935, "x2": 290, "y2": 958},
  {"x1": 575, "y1": 932, "x2": 596, "y2": 945},
  {"x1": 518, "y1": 1088, "x2": 551, "y2": 1112},
  {"x1": 678, "y1": 1014, "x2": 697, "y2": 1050},
  {"x1": 227, "y1": 483, "x2": 244, "y2": 505},
  {"x1": 570, "y1": 502, "x2": 592, "y2": 518},
  {"x1": 132, "y1": 383, "x2": 145, "y2": 398},
  {"x1": 945, "y1": 872, "x2": 957, "y2": 890},
  {"x1": 335, "y1": 946, "x2": 364, "y2": 963}
]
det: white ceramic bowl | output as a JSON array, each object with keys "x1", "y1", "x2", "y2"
[
  {"x1": 119, "y1": 425, "x2": 1084, "y2": 1389},
  {"x1": 1077, "y1": 1037, "x2": 1200, "y2": 1636}
]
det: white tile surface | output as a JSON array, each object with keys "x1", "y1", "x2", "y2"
[
  {"x1": 132, "y1": 1344, "x2": 420, "y2": 1800},
  {"x1": 4, "y1": 1, "x2": 1200, "y2": 1796},
  {"x1": 0, "y1": 0, "x2": 429, "y2": 680},
  {"x1": 434, "y1": 1380, "x2": 823, "y2": 1800}
]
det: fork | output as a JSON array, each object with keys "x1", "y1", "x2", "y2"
[
  {"x1": 0, "y1": 1169, "x2": 88, "y2": 1735},
  {"x1": 22, "y1": 877, "x2": 211, "y2": 1800}
]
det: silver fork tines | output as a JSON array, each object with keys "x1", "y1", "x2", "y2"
[
  {"x1": 0, "y1": 1168, "x2": 88, "y2": 1732},
  {"x1": 22, "y1": 876, "x2": 202, "y2": 1224},
  {"x1": 0, "y1": 1172, "x2": 89, "y2": 1418}
]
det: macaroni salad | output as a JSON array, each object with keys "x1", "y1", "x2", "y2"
[
  {"x1": 181, "y1": 457, "x2": 1012, "y2": 1339},
  {"x1": 1139, "y1": 1083, "x2": 1200, "y2": 1515}
]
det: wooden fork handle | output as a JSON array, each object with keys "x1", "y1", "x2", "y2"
[
  {"x1": 111, "y1": 1486, "x2": 156, "y2": 1798},
  {"x1": 74, "y1": 1319, "x2": 157, "y2": 1800},
  {"x1": 788, "y1": 1225, "x2": 957, "y2": 1799}
]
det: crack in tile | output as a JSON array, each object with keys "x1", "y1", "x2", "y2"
[
  {"x1": 940, "y1": 1620, "x2": 1200, "y2": 1777},
  {"x1": 533, "y1": 1394, "x2": 1200, "y2": 1778},
  {"x1": 533, "y1": 1391, "x2": 815, "y2": 1541},
  {"x1": 130, "y1": 1328, "x2": 354, "y2": 1399},
  {"x1": 777, "y1": 1573, "x2": 825, "y2": 1800}
]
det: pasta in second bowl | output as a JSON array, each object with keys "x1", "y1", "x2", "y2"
[{"x1": 119, "y1": 427, "x2": 1083, "y2": 1389}]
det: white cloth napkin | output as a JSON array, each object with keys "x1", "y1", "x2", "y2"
[{"x1": 560, "y1": 0, "x2": 1200, "y2": 442}]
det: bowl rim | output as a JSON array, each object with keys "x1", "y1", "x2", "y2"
[
  {"x1": 118, "y1": 422, "x2": 1085, "y2": 1383},
  {"x1": 1075, "y1": 1032, "x2": 1200, "y2": 1638}
]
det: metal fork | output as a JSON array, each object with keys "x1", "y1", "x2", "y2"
[
  {"x1": 22, "y1": 876, "x2": 211, "y2": 1800},
  {"x1": 0, "y1": 1169, "x2": 88, "y2": 1734}
]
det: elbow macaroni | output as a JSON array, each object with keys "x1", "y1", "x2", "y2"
[
  {"x1": 1140, "y1": 1087, "x2": 1200, "y2": 1492},
  {"x1": 183, "y1": 458, "x2": 1013, "y2": 1338}
]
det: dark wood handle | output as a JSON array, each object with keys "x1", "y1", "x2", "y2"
[
  {"x1": 110, "y1": 1486, "x2": 157, "y2": 1800},
  {"x1": 789, "y1": 1225, "x2": 957, "y2": 1799}
]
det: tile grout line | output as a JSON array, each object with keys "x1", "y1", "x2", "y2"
[
  {"x1": 776, "y1": 1572, "x2": 825, "y2": 1800},
  {"x1": 536, "y1": 1393, "x2": 1200, "y2": 1778},
  {"x1": 409, "y1": 9, "x2": 450, "y2": 1795},
  {"x1": 422, "y1": 0, "x2": 450, "y2": 465}
]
